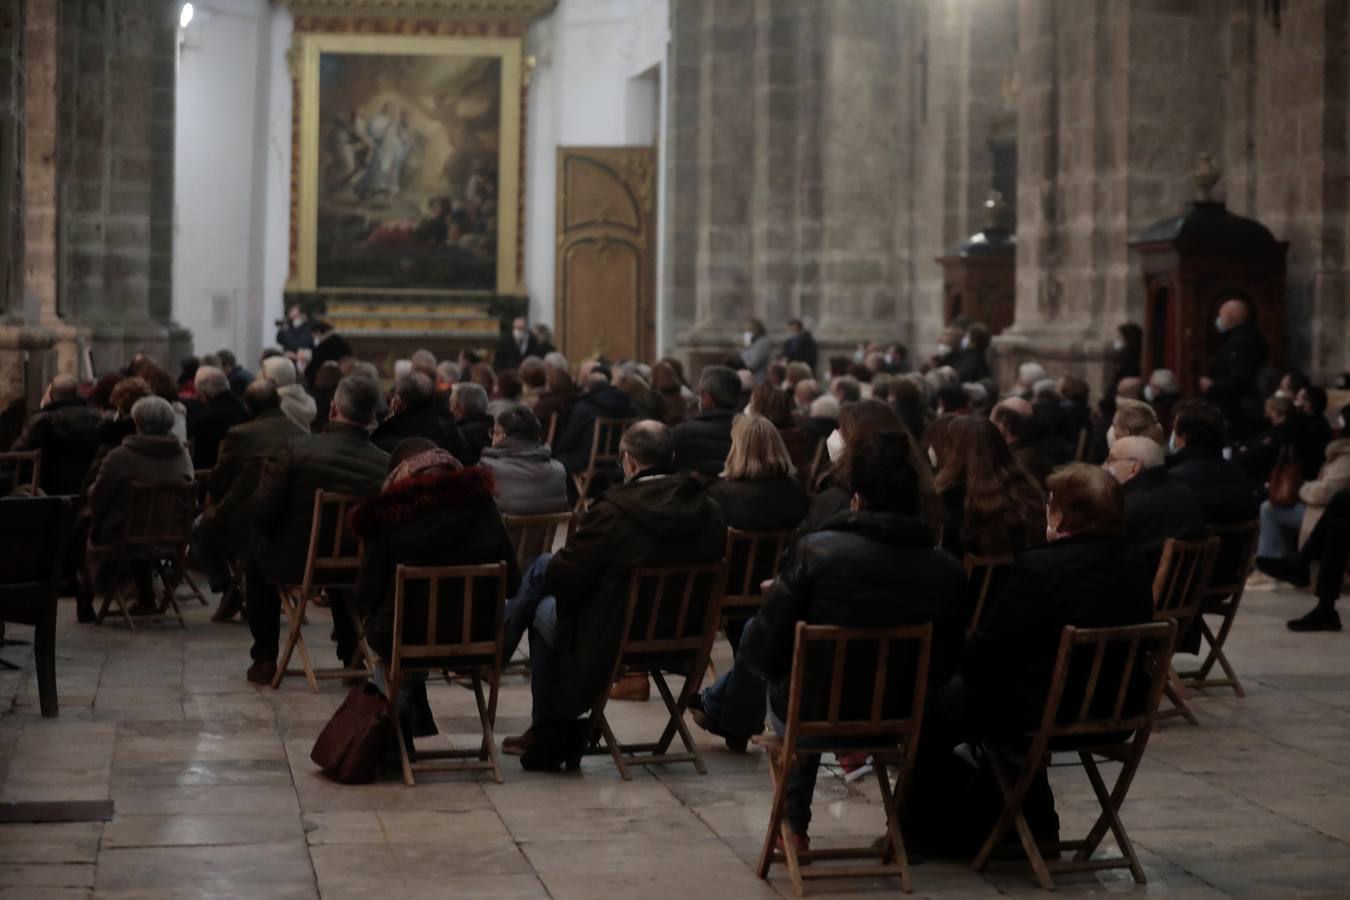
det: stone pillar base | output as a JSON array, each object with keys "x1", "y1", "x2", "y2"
[
  {"x1": 0, "y1": 322, "x2": 60, "y2": 411},
  {"x1": 89, "y1": 320, "x2": 170, "y2": 376},
  {"x1": 990, "y1": 325, "x2": 1119, "y2": 399}
]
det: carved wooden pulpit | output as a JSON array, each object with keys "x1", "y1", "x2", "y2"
[
  {"x1": 935, "y1": 192, "x2": 1016, "y2": 334},
  {"x1": 1129, "y1": 155, "x2": 1288, "y2": 394}
]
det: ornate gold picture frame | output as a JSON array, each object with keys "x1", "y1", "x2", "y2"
[{"x1": 291, "y1": 31, "x2": 522, "y2": 295}]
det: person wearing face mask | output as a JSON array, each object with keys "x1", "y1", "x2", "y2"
[
  {"x1": 782, "y1": 318, "x2": 818, "y2": 371},
  {"x1": 494, "y1": 316, "x2": 542, "y2": 372},
  {"x1": 1103, "y1": 435, "x2": 1207, "y2": 578},
  {"x1": 1143, "y1": 368, "x2": 1181, "y2": 433},
  {"x1": 275, "y1": 305, "x2": 315, "y2": 355},
  {"x1": 1163, "y1": 399, "x2": 1261, "y2": 525},
  {"x1": 948, "y1": 322, "x2": 993, "y2": 385},
  {"x1": 1201, "y1": 298, "x2": 1268, "y2": 442},
  {"x1": 739, "y1": 318, "x2": 773, "y2": 384},
  {"x1": 1107, "y1": 323, "x2": 1143, "y2": 398}
]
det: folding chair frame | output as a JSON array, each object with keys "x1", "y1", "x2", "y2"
[
  {"x1": 1151, "y1": 537, "x2": 1220, "y2": 725},
  {"x1": 584, "y1": 561, "x2": 727, "y2": 780},
  {"x1": 0, "y1": 450, "x2": 41, "y2": 495},
  {"x1": 94, "y1": 481, "x2": 198, "y2": 631},
  {"x1": 570, "y1": 417, "x2": 633, "y2": 513},
  {"x1": 963, "y1": 553, "x2": 1014, "y2": 635},
  {"x1": 972, "y1": 621, "x2": 1177, "y2": 891},
  {"x1": 754, "y1": 622, "x2": 934, "y2": 896},
  {"x1": 1179, "y1": 520, "x2": 1258, "y2": 698}
]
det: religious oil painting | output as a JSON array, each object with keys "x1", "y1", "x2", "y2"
[{"x1": 295, "y1": 34, "x2": 522, "y2": 293}]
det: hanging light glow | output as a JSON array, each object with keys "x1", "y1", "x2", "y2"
[{"x1": 179, "y1": 2, "x2": 194, "y2": 29}]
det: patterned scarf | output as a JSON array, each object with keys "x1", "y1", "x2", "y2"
[{"x1": 383, "y1": 447, "x2": 462, "y2": 491}]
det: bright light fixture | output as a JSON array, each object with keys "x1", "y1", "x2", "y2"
[{"x1": 179, "y1": 2, "x2": 194, "y2": 29}]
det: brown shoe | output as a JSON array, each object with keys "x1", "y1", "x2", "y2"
[
  {"x1": 609, "y1": 672, "x2": 650, "y2": 702},
  {"x1": 502, "y1": 727, "x2": 538, "y2": 757},
  {"x1": 246, "y1": 661, "x2": 277, "y2": 685}
]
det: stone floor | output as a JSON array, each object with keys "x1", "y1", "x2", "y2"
[{"x1": 1, "y1": 581, "x2": 1348, "y2": 899}]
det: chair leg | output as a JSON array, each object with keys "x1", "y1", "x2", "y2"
[
  {"x1": 777, "y1": 751, "x2": 807, "y2": 897},
  {"x1": 472, "y1": 672, "x2": 504, "y2": 784},
  {"x1": 1080, "y1": 752, "x2": 1147, "y2": 884},
  {"x1": 595, "y1": 711, "x2": 632, "y2": 780},
  {"x1": 34, "y1": 609, "x2": 58, "y2": 719},
  {"x1": 652, "y1": 670, "x2": 706, "y2": 774},
  {"x1": 388, "y1": 676, "x2": 415, "y2": 787},
  {"x1": 973, "y1": 750, "x2": 1055, "y2": 891},
  {"x1": 1164, "y1": 669, "x2": 1198, "y2": 725},
  {"x1": 756, "y1": 746, "x2": 790, "y2": 880},
  {"x1": 273, "y1": 591, "x2": 319, "y2": 693},
  {"x1": 873, "y1": 762, "x2": 911, "y2": 892}
]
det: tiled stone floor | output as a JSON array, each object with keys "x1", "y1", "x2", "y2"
[{"x1": 1, "y1": 582, "x2": 1348, "y2": 899}]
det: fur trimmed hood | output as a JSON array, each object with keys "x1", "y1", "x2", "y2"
[{"x1": 350, "y1": 465, "x2": 497, "y2": 539}]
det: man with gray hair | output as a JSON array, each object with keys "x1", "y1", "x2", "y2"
[
  {"x1": 10, "y1": 373, "x2": 102, "y2": 496},
  {"x1": 498, "y1": 420, "x2": 727, "y2": 765},
  {"x1": 373, "y1": 371, "x2": 471, "y2": 460},
  {"x1": 450, "y1": 381, "x2": 494, "y2": 465},
  {"x1": 1103, "y1": 434, "x2": 1206, "y2": 576},
  {"x1": 1144, "y1": 368, "x2": 1181, "y2": 432},
  {"x1": 86, "y1": 396, "x2": 194, "y2": 614},
  {"x1": 186, "y1": 365, "x2": 249, "y2": 468},
  {"x1": 260, "y1": 355, "x2": 317, "y2": 434},
  {"x1": 243, "y1": 375, "x2": 389, "y2": 684},
  {"x1": 671, "y1": 364, "x2": 740, "y2": 476},
  {"x1": 552, "y1": 365, "x2": 636, "y2": 476}
]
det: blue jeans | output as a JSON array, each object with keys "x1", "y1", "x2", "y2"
[
  {"x1": 1259, "y1": 500, "x2": 1306, "y2": 559},
  {"x1": 699, "y1": 618, "x2": 768, "y2": 740},
  {"x1": 768, "y1": 698, "x2": 820, "y2": 836},
  {"x1": 503, "y1": 553, "x2": 559, "y2": 725}
]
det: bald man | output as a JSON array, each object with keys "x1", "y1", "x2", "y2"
[
  {"x1": 1104, "y1": 435, "x2": 1206, "y2": 575},
  {"x1": 11, "y1": 373, "x2": 103, "y2": 496},
  {"x1": 1201, "y1": 297, "x2": 1269, "y2": 441}
]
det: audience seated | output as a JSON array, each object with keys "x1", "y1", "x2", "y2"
[
  {"x1": 893, "y1": 375, "x2": 931, "y2": 443},
  {"x1": 1104, "y1": 435, "x2": 1206, "y2": 575},
  {"x1": 260, "y1": 356, "x2": 317, "y2": 435},
  {"x1": 351, "y1": 437, "x2": 521, "y2": 734},
  {"x1": 782, "y1": 318, "x2": 818, "y2": 370},
  {"x1": 991, "y1": 396, "x2": 1052, "y2": 487},
  {"x1": 617, "y1": 371, "x2": 667, "y2": 423},
  {"x1": 1110, "y1": 398, "x2": 1165, "y2": 447},
  {"x1": 747, "y1": 383, "x2": 813, "y2": 471},
  {"x1": 499, "y1": 421, "x2": 726, "y2": 769},
  {"x1": 831, "y1": 374, "x2": 863, "y2": 405},
  {"x1": 910, "y1": 463, "x2": 1155, "y2": 855},
  {"x1": 216, "y1": 349, "x2": 254, "y2": 397},
  {"x1": 10, "y1": 374, "x2": 101, "y2": 496},
  {"x1": 552, "y1": 368, "x2": 637, "y2": 474},
  {"x1": 1164, "y1": 400, "x2": 1261, "y2": 524},
  {"x1": 131, "y1": 361, "x2": 189, "y2": 442},
  {"x1": 651, "y1": 360, "x2": 694, "y2": 426},
  {"x1": 1254, "y1": 430, "x2": 1350, "y2": 577},
  {"x1": 801, "y1": 394, "x2": 838, "y2": 445},
  {"x1": 949, "y1": 322, "x2": 992, "y2": 385},
  {"x1": 81, "y1": 377, "x2": 152, "y2": 497},
  {"x1": 1010, "y1": 361, "x2": 1048, "y2": 400},
  {"x1": 932, "y1": 416, "x2": 1046, "y2": 559},
  {"x1": 1145, "y1": 368, "x2": 1181, "y2": 433},
  {"x1": 308, "y1": 361, "x2": 342, "y2": 431},
  {"x1": 533, "y1": 365, "x2": 579, "y2": 439},
  {"x1": 85, "y1": 396, "x2": 194, "y2": 613},
  {"x1": 306, "y1": 320, "x2": 354, "y2": 389},
  {"x1": 480, "y1": 404, "x2": 569, "y2": 515},
  {"x1": 372, "y1": 372, "x2": 472, "y2": 462},
  {"x1": 1259, "y1": 489, "x2": 1350, "y2": 632},
  {"x1": 186, "y1": 366, "x2": 249, "y2": 469},
  {"x1": 1297, "y1": 385, "x2": 1334, "y2": 474},
  {"x1": 242, "y1": 375, "x2": 389, "y2": 685},
  {"x1": 938, "y1": 384, "x2": 972, "y2": 416},
  {"x1": 671, "y1": 365, "x2": 740, "y2": 476},
  {"x1": 730, "y1": 432, "x2": 967, "y2": 851},
  {"x1": 450, "y1": 382, "x2": 495, "y2": 465},
  {"x1": 792, "y1": 378, "x2": 821, "y2": 420}
]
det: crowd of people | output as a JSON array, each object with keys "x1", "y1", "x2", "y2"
[{"x1": 4, "y1": 293, "x2": 1348, "y2": 859}]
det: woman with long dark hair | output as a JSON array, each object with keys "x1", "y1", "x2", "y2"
[{"x1": 931, "y1": 415, "x2": 1046, "y2": 559}]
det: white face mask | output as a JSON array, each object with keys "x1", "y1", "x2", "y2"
[
  {"x1": 1105, "y1": 425, "x2": 1117, "y2": 449},
  {"x1": 1214, "y1": 316, "x2": 1228, "y2": 334},
  {"x1": 1274, "y1": 389, "x2": 1289, "y2": 400},
  {"x1": 927, "y1": 446, "x2": 938, "y2": 469},
  {"x1": 743, "y1": 331, "x2": 755, "y2": 348},
  {"x1": 1168, "y1": 432, "x2": 1179, "y2": 453},
  {"x1": 959, "y1": 335, "x2": 971, "y2": 351},
  {"x1": 826, "y1": 428, "x2": 845, "y2": 463},
  {"x1": 1112, "y1": 338, "x2": 1125, "y2": 352},
  {"x1": 936, "y1": 342, "x2": 952, "y2": 357},
  {"x1": 290, "y1": 315, "x2": 304, "y2": 327},
  {"x1": 1143, "y1": 384, "x2": 1156, "y2": 403},
  {"x1": 513, "y1": 329, "x2": 526, "y2": 342},
  {"x1": 1339, "y1": 417, "x2": 1346, "y2": 431}
]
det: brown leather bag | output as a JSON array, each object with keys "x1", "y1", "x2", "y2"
[
  {"x1": 1268, "y1": 445, "x2": 1303, "y2": 508},
  {"x1": 310, "y1": 683, "x2": 392, "y2": 784}
]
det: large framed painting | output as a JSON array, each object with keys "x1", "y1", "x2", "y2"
[{"x1": 293, "y1": 32, "x2": 522, "y2": 294}]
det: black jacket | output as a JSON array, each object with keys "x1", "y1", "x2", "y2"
[
  {"x1": 454, "y1": 412, "x2": 495, "y2": 466},
  {"x1": 10, "y1": 397, "x2": 103, "y2": 496},
  {"x1": 80, "y1": 416, "x2": 138, "y2": 499},
  {"x1": 187, "y1": 391, "x2": 251, "y2": 469},
  {"x1": 247, "y1": 422, "x2": 389, "y2": 584},
  {"x1": 1121, "y1": 466, "x2": 1207, "y2": 576},
  {"x1": 671, "y1": 407, "x2": 736, "y2": 476},
  {"x1": 542, "y1": 470, "x2": 726, "y2": 718},
  {"x1": 1166, "y1": 447, "x2": 1261, "y2": 525},
  {"x1": 276, "y1": 321, "x2": 314, "y2": 353},
  {"x1": 200, "y1": 408, "x2": 306, "y2": 553},
  {"x1": 553, "y1": 386, "x2": 635, "y2": 473},
  {"x1": 962, "y1": 535, "x2": 1155, "y2": 735},
  {"x1": 783, "y1": 332, "x2": 818, "y2": 370},
  {"x1": 708, "y1": 475, "x2": 810, "y2": 533},
  {"x1": 351, "y1": 466, "x2": 520, "y2": 659},
  {"x1": 1205, "y1": 321, "x2": 1268, "y2": 441},
  {"x1": 372, "y1": 404, "x2": 472, "y2": 462},
  {"x1": 306, "y1": 334, "x2": 354, "y2": 388},
  {"x1": 742, "y1": 511, "x2": 968, "y2": 722},
  {"x1": 494, "y1": 331, "x2": 543, "y2": 372},
  {"x1": 950, "y1": 348, "x2": 991, "y2": 385}
]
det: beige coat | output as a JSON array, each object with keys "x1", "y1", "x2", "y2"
[{"x1": 1298, "y1": 438, "x2": 1350, "y2": 548}]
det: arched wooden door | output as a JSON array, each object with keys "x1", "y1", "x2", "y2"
[{"x1": 555, "y1": 147, "x2": 655, "y2": 363}]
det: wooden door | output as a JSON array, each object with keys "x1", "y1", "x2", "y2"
[{"x1": 555, "y1": 147, "x2": 655, "y2": 363}]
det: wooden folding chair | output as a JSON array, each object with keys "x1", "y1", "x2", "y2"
[
  {"x1": 0, "y1": 450, "x2": 41, "y2": 495},
  {"x1": 721, "y1": 528, "x2": 793, "y2": 621},
  {"x1": 502, "y1": 510, "x2": 576, "y2": 571},
  {"x1": 0, "y1": 496, "x2": 71, "y2": 717},
  {"x1": 94, "y1": 481, "x2": 198, "y2": 630},
  {"x1": 964, "y1": 553, "x2": 1014, "y2": 634},
  {"x1": 545, "y1": 411, "x2": 559, "y2": 447},
  {"x1": 754, "y1": 623, "x2": 934, "y2": 896},
  {"x1": 806, "y1": 439, "x2": 828, "y2": 492},
  {"x1": 1151, "y1": 536, "x2": 1219, "y2": 724},
  {"x1": 1073, "y1": 427, "x2": 1090, "y2": 462},
  {"x1": 571, "y1": 416, "x2": 633, "y2": 512},
  {"x1": 973, "y1": 621, "x2": 1177, "y2": 891},
  {"x1": 382, "y1": 563, "x2": 509, "y2": 786},
  {"x1": 1179, "y1": 520, "x2": 1258, "y2": 697},
  {"x1": 585, "y1": 561, "x2": 727, "y2": 779},
  {"x1": 271, "y1": 490, "x2": 376, "y2": 692}
]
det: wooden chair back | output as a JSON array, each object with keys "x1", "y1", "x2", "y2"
[
  {"x1": 1030, "y1": 621, "x2": 1177, "y2": 745},
  {"x1": 545, "y1": 411, "x2": 559, "y2": 447},
  {"x1": 806, "y1": 439, "x2": 828, "y2": 491},
  {"x1": 721, "y1": 528, "x2": 793, "y2": 615},
  {"x1": 119, "y1": 481, "x2": 199, "y2": 560},
  {"x1": 389, "y1": 562, "x2": 508, "y2": 685},
  {"x1": 584, "y1": 417, "x2": 631, "y2": 479},
  {"x1": 502, "y1": 511, "x2": 576, "y2": 569},
  {"x1": 299, "y1": 489, "x2": 367, "y2": 594},
  {"x1": 617, "y1": 562, "x2": 727, "y2": 670},
  {"x1": 0, "y1": 450, "x2": 41, "y2": 495},
  {"x1": 1203, "y1": 520, "x2": 1260, "y2": 605},
  {"x1": 963, "y1": 553, "x2": 1014, "y2": 633},
  {"x1": 784, "y1": 622, "x2": 934, "y2": 743},
  {"x1": 1151, "y1": 536, "x2": 1220, "y2": 628},
  {"x1": 0, "y1": 496, "x2": 69, "y2": 616},
  {"x1": 1073, "y1": 427, "x2": 1090, "y2": 462}
]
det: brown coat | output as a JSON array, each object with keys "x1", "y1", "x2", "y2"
[
  {"x1": 1298, "y1": 438, "x2": 1350, "y2": 548},
  {"x1": 199, "y1": 408, "x2": 306, "y2": 553},
  {"x1": 85, "y1": 434, "x2": 193, "y2": 574}
]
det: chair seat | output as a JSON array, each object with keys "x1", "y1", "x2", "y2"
[{"x1": 754, "y1": 735, "x2": 906, "y2": 759}]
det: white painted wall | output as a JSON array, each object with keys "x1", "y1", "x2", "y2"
[{"x1": 174, "y1": 0, "x2": 667, "y2": 361}]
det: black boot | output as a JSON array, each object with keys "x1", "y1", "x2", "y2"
[
  {"x1": 1255, "y1": 556, "x2": 1311, "y2": 589},
  {"x1": 1287, "y1": 604, "x2": 1342, "y2": 632},
  {"x1": 520, "y1": 719, "x2": 589, "y2": 772}
]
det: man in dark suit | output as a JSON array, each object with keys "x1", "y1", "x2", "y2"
[
  {"x1": 216, "y1": 350, "x2": 254, "y2": 398},
  {"x1": 242, "y1": 375, "x2": 389, "y2": 683},
  {"x1": 305, "y1": 320, "x2": 354, "y2": 389},
  {"x1": 192, "y1": 380, "x2": 305, "y2": 621},
  {"x1": 494, "y1": 316, "x2": 542, "y2": 372},
  {"x1": 449, "y1": 381, "x2": 496, "y2": 465},
  {"x1": 1105, "y1": 435, "x2": 1207, "y2": 576},
  {"x1": 782, "y1": 318, "x2": 818, "y2": 371},
  {"x1": 372, "y1": 372, "x2": 472, "y2": 461},
  {"x1": 9, "y1": 374, "x2": 102, "y2": 496},
  {"x1": 1165, "y1": 399, "x2": 1261, "y2": 524},
  {"x1": 671, "y1": 365, "x2": 741, "y2": 476},
  {"x1": 1201, "y1": 298, "x2": 1268, "y2": 442},
  {"x1": 551, "y1": 368, "x2": 636, "y2": 474},
  {"x1": 186, "y1": 366, "x2": 250, "y2": 469}
]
